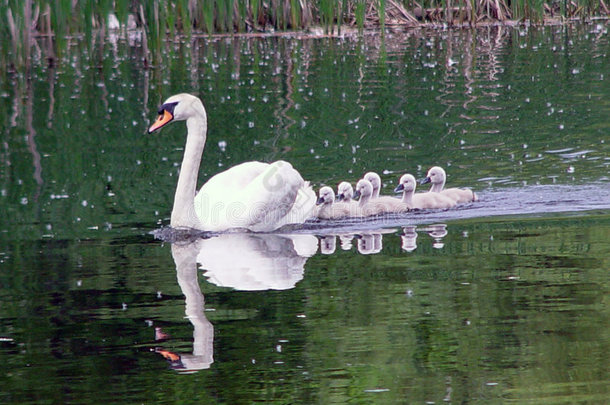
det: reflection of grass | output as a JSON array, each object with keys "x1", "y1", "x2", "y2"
[{"x1": 0, "y1": 0, "x2": 607, "y2": 71}]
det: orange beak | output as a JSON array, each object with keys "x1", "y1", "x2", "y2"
[{"x1": 148, "y1": 109, "x2": 174, "y2": 133}]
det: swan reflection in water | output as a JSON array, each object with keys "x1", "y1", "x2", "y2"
[
  {"x1": 155, "y1": 225, "x2": 448, "y2": 372},
  {"x1": 155, "y1": 233, "x2": 318, "y2": 373}
]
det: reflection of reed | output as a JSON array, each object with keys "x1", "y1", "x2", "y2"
[
  {"x1": 26, "y1": 79, "x2": 43, "y2": 201},
  {"x1": 279, "y1": 41, "x2": 297, "y2": 132},
  {"x1": 432, "y1": 29, "x2": 509, "y2": 140},
  {"x1": 46, "y1": 66, "x2": 56, "y2": 127}
]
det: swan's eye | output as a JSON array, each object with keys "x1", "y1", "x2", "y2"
[{"x1": 161, "y1": 101, "x2": 179, "y2": 115}]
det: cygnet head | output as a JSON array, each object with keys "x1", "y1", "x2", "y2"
[
  {"x1": 336, "y1": 182, "x2": 354, "y2": 202},
  {"x1": 148, "y1": 93, "x2": 206, "y2": 133},
  {"x1": 363, "y1": 172, "x2": 381, "y2": 197},
  {"x1": 354, "y1": 179, "x2": 374, "y2": 201},
  {"x1": 317, "y1": 186, "x2": 335, "y2": 206},
  {"x1": 421, "y1": 166, "x2": 446, "y2": 186},
  {"x1": 394, "y1": 174, "x2": 417, "y2": 193}
]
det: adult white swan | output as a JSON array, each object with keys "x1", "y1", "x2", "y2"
[{"x1": 148, "y1": 93, "x2": 316, "y2": 232}]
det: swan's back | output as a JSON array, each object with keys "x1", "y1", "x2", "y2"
[{"x1": 194, "y1": 160, "x2": 315, "y2": 231}]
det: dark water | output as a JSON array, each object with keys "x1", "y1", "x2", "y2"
[{"x1": 1, "y1": 24, "x2": 609, "y2": 404}]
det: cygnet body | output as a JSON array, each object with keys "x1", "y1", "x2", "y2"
[
  {"x1": 395, "y1": 174, "x2": 456, "y2": 210},
  {"x1": 354, "y1": 179, "x2": 408, "y2": 216},
  {"x1": 422, "y1": 166, "x2": 477, "y2": 203}
]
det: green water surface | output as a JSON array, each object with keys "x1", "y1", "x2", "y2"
[{"x1": 0, "y1": 24, "x2": 608, "y2": 404}]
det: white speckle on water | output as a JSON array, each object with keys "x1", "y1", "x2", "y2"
[{"x1": 218, "y1": 140, "x2": 227, "y2": 151}]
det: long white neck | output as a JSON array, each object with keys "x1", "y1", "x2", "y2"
[
  {"x1": 359, "y1": 192, "x2": 370, "y2": 207},
  {"x1": 171, "y1": 113, "x2": 207, "y2": 228},
  {"x1": 430, "y1": 178, "x2": 444, "y2": 193},
  {"x1": 401, "y1": 188, "x2": 414, "y2": 205}
]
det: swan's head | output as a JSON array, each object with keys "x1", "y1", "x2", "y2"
[
  {"x1": 148, "y1": 93, "x2": 206, "y2": 133},
  {"x1": 394, "y1": 174, "x2": 416, "y2": 193},
  {"x1": 363, "y1": 172, "x2": 381, "y2": 194},
  {"x1": 317, "y1": 186, "x2": 335, "y2": 205},
  {"x1": 421, "y1": 166, "x2": 446, "y2": 185},
  {"x1": 336, "y1": 181, "x2": 353, "y2": 202},
  {"x1": 353, "y1": 179, "x2": 373, "y2": 200}
]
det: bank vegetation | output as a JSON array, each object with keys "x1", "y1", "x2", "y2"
[{"x1": 2, "y1": 0, "x2": 609, "y2": 70}]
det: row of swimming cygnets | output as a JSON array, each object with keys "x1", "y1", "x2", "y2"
[{"x1": 315, "y1": 166, "x2": 477, "y2": 220}]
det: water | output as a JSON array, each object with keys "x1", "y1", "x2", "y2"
[{"x1": 1, "y1": 24, "x2": 609, "y2": 404}]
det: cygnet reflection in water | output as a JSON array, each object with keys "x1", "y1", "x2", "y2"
[{"x1": 401, "y1": 226, "x2": 418, "y2": 252}]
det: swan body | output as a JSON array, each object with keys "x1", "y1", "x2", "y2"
[
  {"x1": 421, "y1": 166, "x2": 477, "y2": 204},
  {"x1": 148, "y1": 93, "x2": 316, "y2": 232},
  {"x1": 315, "y1": 186, "x2": 358, "y2": 219},
  {"x1": 354, "y1": 179, "x2": 408, "y2": 216},
  {"x1": 395, "y1": 174, "x2": 456, "y2": 210}
]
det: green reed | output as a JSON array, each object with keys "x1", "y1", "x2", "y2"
[{"x1": 0, "y1": 0, "x2": 607, "y2": 74}]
